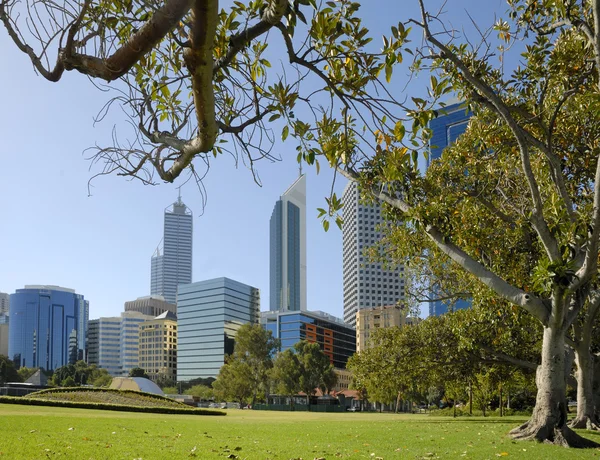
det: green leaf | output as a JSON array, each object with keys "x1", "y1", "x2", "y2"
[{"x1": 282, "y1": 125, "x2": 289, "y2": 141}]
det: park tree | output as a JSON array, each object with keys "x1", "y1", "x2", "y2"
[
  {"x1": 293, "y1": 340, "x2": 337, "y2": 406},
  {"x1": 184, "y1": 384, "x2": 214, "y2": 400},
  {"x1": 16, "y1": 367, "x2": 38, "y2": 382},
  {"x1": 129, "y1": 367, "x2": 150, "y2": 379},
  {"x1": 213, "y1": 358, "x2": 253, "y2": 405},
  {"x1": 315, "y1": 0, "x2": 600, "y2": 447},
  {"x1": 0, "y1": 355, "x2": 21, "y2": 384},
  {"x1": 230, "y1": 323, "x2": 280, "y2": 404},
  {"x1": 270, "y1": 348, "x2": 301, "y2": 406}
]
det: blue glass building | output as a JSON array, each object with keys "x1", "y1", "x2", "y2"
[
  {"x1": 428, "y1": 102, "x2": 472, "y2": 316},
  {"x1": 9, "y1": 285, "x2": 89, "y2": 370},
  {"x1": 261, "y1": 310, "x2": 356, "y2": 369},
  {"x1": 151, "y1": 195, "x2": 193, "y2": 304},
  {"x1": 270, "y1": 175, "x2": 307, "y2": 312},
  {"x1": 177, "y1": 278, "x2": 260, "y2": 380}
]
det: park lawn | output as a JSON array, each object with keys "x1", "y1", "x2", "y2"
[{"x1": 1, "y1": 406, "x2": 599, "y2": 459}]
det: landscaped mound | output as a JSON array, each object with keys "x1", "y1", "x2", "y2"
[{"x1": 0, "y1": 387, "x2": 225, "y2": 416}]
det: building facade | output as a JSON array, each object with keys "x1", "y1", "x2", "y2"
[
  {"x1": 124, "y1": 295, "x2": 176, "y2": 317},
  {"x1": 88, "y1": 311, "x2": 153, "y2": 376},
  {"x1": 177, "y1": 278, "x2": 260, "y2": 381},
  {"x1": 8, "y1": 285, "x2": 89, "y2": 370},
  {"x1": 139, "y1": 311, "x2": 178, "y2": 383},
  {"x1": 261, "y1": 310, "x2": 356, "y2": 369},
  {"x1": 151, "y1": 195, "x2": 193, "y2": 304},
  {"x1": 0, "y1": 323, "x2": 8, "y2": 356},
  {"x1": 428, "y1": 101, "x2": 472, "y2": 316},
  {"x1": 0, "y1": 292, "x2": 9, "y2": 316},
  {"x1": 356, "y1": 305, "x2": 419, "y2": 353},
  {"x1": 270, "y1": 175, "x2": 307, "y2": 312},
  {"x1": 342, "y1": 181, "x2": 406, "y2": 327}
]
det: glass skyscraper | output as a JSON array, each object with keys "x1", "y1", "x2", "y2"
[
  {"x1": 269, "y1": 175, "x2": 307, "y2": 312},
  {"x1": 428, "y1": 101, "x2": 472, "y2": 316},
  {"x1": 177, "y1": 278, "x2": 260, "y2": 380},
  {"x1": 8, "y1": 285, "x2": 89, "y2": 371},
  {"x1": 151, "y1": 195, "x2": 193, "y2": 304}
]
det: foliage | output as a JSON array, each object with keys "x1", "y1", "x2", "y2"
[
  {"x1": 184, "y1": 385, "x2": 214, "y2": 400},
  {"x1": 52, "y1": 361, "x2": 112, "y2": 387},
  {"x1": 17, "y1": 367, "x2": 38, "y2": 382},
  {"x1": 213, "y1": 359, "x2": 253, "y2": 404},
  {"x1": 128, "y1": 367, "x2": 149, "y2": 379},
  {"x1": 162, "y1": 386, "x2": 178, "y2": 395},
  {"x1": 212, "y1": 324, "x2": 279, "y2": 404},
  {"x1": 0, "y1": 355, "x2": 21, "y2": 384},
  {"x1": 270, "y1": 349, "x2": 301, "y2": 401}
]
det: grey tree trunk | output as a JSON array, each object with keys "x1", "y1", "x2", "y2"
[
  {"x1": 510, "y1": 326, "x2": 597, "y2": 447},
  {"x1": 570, "y1": 345, "x2": 600, "y2": 430}
]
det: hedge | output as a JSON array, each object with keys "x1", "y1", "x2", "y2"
[
  {"x1": 0, "y1": 395, "x2": 226, "y2": 416},
  {"x1": 28, "y1": 386, "x2": 188, "y2": 406}
]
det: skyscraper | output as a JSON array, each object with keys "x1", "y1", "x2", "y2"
[
  {"x1": 269, "y1": 175, "x2": 307, "y2": 312},
  {"x1": 0, "y1": 292, "x2": 9, "y2": 316},
  {"x1": 9, "y1": 285, "x2": 89, "y2": 370},
  {"x1": 428, "y1": 101, "x2": 472, "y2": 316},
  {"x1": 342, "y1": 181, "x2": 405, "y2": 327},
  {"x1": 150, "y1": 195, "x2": 193, "y2": 304}
]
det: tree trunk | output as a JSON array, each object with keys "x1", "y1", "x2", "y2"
[
  {"x1": 469, "y1": 381, "x2": 473, "y2": 415},
  {"x1": 569, "y1": 345, "x2": 600, "y2": 430},
  {"x1": 499, "y1": 382, "x2": 503, "y2": 417},
  {"x1": 509, "y1": 326, "x2": 598, "y2": 447}
]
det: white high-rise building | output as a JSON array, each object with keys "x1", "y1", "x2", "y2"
[
  {"x1": 0, "y1": 292, "x2": 9, "y2": 316},
  {"x1": 88, "y1": 311, "x2": 153, "y2": 376},
  {"x1": 150, "y1": 195, "x2": 193, "y2": 304},
  {"x1": 342, "y1": 181, "x2": 405, "y2": 327},
  {"x1": 269, "y1": 175, "x2": 307, "y2": 312}
]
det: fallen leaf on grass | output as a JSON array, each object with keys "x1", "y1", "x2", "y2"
[{"x1": 495, "y1": 453, "x2": 509, "y2": 457}]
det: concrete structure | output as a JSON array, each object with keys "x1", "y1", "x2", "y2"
[
  {"x1": 356, "y1": 305, "x2": 419, "y2": 352},
  {"x1": 428, "y1": 102, "x2": 472, "y2": 316},
  {"x1": 177, "y1": 278, "x2": 260, "y2": 380},
  {"x1": 0, "y1": 292, "x2": 9, "y2": 316},
  {"x1": 270, "y1": 175, "x2": 307, "y2": 312},
  {"x1": 261, "y1": 310, "x2": 356, "y2": 369},
  {"x1": 151, "y1": 195, "x2": 193, "y2": 304},
  {"x1": 125, "y1": 295, "x2": 176, "y2": 317},
  {"x1": 333, "y1": 368, "x2": 353, "y2": 391},
  {"x1": 110, "y1": 377, "x2": 164, "y2": 395},
  {"x1": 8, "y1": 285, "x2": 88, "y2": 370},
  {"x1": 88, "y1": 311, "x2": 153, "y2": 376},
  {"x1": 342, "y1": 181, "x2": 406, "y2": 327},
  {"x1": 139, "y1": 311, "x2": 178, "y2": 383}
]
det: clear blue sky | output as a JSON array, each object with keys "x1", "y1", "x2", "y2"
[{"x1": 0, "y1": 0, "x2": 507, "y2": 320}]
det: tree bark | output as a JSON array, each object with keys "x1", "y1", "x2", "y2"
[
  {"x1": 570, "y1": 344, "x2": 600, "y2": 430},
  {"x1": 510, "y1": 326, "x2": 598, "y2": 447}
]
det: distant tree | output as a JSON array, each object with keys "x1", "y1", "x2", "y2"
[
  {"x1": 230, "y1": 323, "x2": 280, "y2": 404},
  {"x1": 0, "y1": 355, "x2": 20, "y2": 384},
  {"x1": 270, "y1": 349, "x2": 301, "y2": 407},
  {"x1": 129, "y1": 367, "x2": 149, "y2": 379},
  {"x1": 17, "y1": 367, "x2": 38, "y2": 382},
  {"x1": 294, "y1": 341, "x2": 335, "y2": 407},
  {"x1": 213, "y1": 359, "x2": 253, "y2": 405},
  {"x1": 155, "y1": 373, "x2": 175, "y2": 389},
  {"x1": 62, "y1": 376, "x2": 76, "y2": 387},
  {"x1": 91, "y1": 372, "x2": 112, "y2": 387},
  {"x1": 184, "y1": 384, "x2": 214, "y2": 400},
  {"x1": 162, "y1": 386, "x2": 178, "y2": 395}
]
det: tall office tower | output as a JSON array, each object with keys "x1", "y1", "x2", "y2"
[
  {"x1": 125, "y1": 295, "x2": 176, "y2": 317},
  {"x1": 342, "y1": 181, "x2": 405, "y2": 327},
  {"x1": 150, "y1": 195, "x2": 193, "y2": 304},
  {"x1": 88, "y1": 311, "x2": 153, "y2": 376},
  {"x1": 269, "y1": 175, "x2": 307, "y2": 312},
  {"x1": 0, "y1": 292, "x2": 9, "y2": 316},
  {"x1": 177, "y1": 278, "x2": 260, "y2": 380},
  {"x1": 355, "y1": 305, "x2": 420, "y2": 353},
  {"x1": 9, "y1": 285, "x2": 89, "y2": 370},
  {"x1": 428, "y1": 102, "x2": 472, "y2": 316}
]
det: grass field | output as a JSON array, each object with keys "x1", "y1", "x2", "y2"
[{"x1": 1, "y1": 405, "x2": 599, "y2": 459}]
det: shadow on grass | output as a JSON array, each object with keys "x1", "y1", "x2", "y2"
[{"x1": 420, "y1": 418, "x2": 529, "y2": 424}]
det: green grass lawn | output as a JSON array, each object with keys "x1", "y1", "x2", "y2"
[{"x1": 1, "y1": 405, "x2": 599, "y2": 459}]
